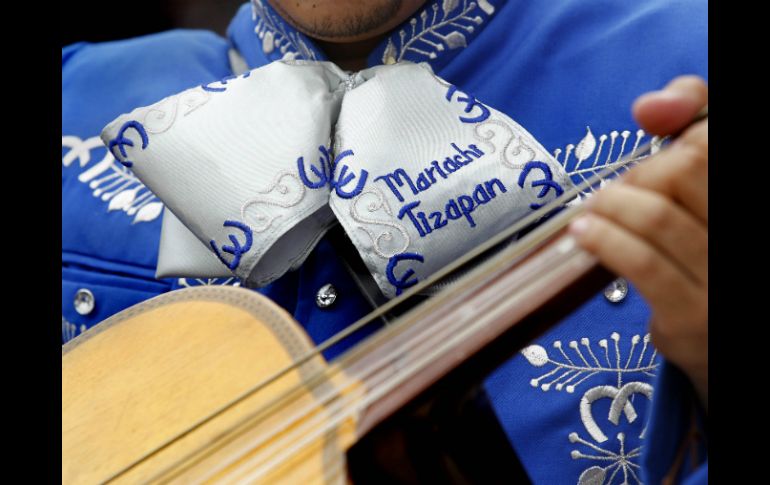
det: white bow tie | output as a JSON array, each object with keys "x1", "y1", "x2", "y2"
[{"x1": 101, "y1": 60, "x2": 573, "y2": 298}]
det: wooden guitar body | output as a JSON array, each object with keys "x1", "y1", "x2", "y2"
[
  {"x1": 62, "y1": 230, "x2": 609, "y2": 484},
  {"x1": 62, "y1": 286, "x2": 356, "y2": 484}
]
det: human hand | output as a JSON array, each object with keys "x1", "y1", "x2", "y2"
[{"x1": 568, "y1": 76, "x2": 708, "y2": 410}]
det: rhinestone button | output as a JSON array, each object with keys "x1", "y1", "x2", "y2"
[
  {"x1": 315, "y1": 283, "x2": 337, "y2": 309},
  {"x1": 604, "y1": 278, "x2": 628, "y2": 303},
  {"x1": 74, "y1": 288, "x2": 95, "y2": 315}
]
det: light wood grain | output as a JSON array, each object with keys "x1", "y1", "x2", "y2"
[{"x1": 62, "y1": 286, "x2": 353, "y2": 484}]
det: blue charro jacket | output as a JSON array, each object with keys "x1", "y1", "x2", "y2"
[{"x1": 62, "y1": 1, "x2": 707, "y2": 482}]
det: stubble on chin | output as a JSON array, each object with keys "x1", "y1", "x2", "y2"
[{"x1": 270, "y1": 0, "x2": 404, "y2": 40}]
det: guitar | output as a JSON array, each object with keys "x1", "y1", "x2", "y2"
[{"x1": 62, "y1": 108, "x2": 706, "y2": 484}]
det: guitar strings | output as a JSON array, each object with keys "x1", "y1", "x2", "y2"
[
  {"x1": 193, "y1": 110, "x2": 707, "y2": 480},
  {"x1": 212, "y1": 220, "x2": 586, "y2": 483},
  {"x1": 225, "y1": 122, "x2": 696, "y2": 479},
  {"x1": 148, "y1": 263, "x2": 489, "y2": 481},
  {"x1": 109, "y1": 132, "x2": 656, "y2": 483}
]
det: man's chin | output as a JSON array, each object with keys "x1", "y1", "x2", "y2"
[{"x1": 266, "y1": 0, "x2": 426, "y2": 43}]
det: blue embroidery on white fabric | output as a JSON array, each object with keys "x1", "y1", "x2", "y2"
[
  {"x1": 373, "y1": 143, "x2": 485, "y2": 202},
  {"x1": 330, "y1": 150, "x2": 369, "y2": 199},
  {"x1": 107, "y1": 121, "x2": 149, "y2": 168},
  {"x1": 396, "y1": 178, "x2": 506, "y2": 236},
  {"x1": 386, "y1": 252, "x2": 425, "y2": 295},
  {"x1": 374, "y1": 169, "x2": 418, "y2": 203},
  {"x1": 521, "y1": 332, "x2": 659, "y2": 485},
  {"x1": 380, "y1": 0, "x2": 496, "y2": 65},
  {"x1": 201, "y1": 75, "x2": 237, "y2": 93},
  {"x1": 446, "y1": 84, "x2": 491, "y2": 123},
  {"x1": 297, "y1": 146, "x2": 369, "y2": 198},
  {"x1": 209, "y1": 220, "x2": 254, "y2": 270},
  {"x1": 553, "y1": 127, "x2": 664, "y2": 196},
  {"x1": 517, "y1": 161, "x2": 564, "y2": 210},
  {"x1": 297, "y1": 145, "x2": 332, "y2": 189},
  {"x1": 201, "y1": 83, "x2": 227, "y2": 93},
  {"x1": 250, "y1": 0, "x2": 319, "y2": 61}
]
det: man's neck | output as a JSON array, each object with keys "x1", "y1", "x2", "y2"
[{"x1": 314, "y1": 35, "x2": 386, "y2": 72}]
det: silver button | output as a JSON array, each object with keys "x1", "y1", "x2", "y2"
[
  {"x1": 74, "y1": 288, "x2": 95, "y2": 315},
  {"x1": 604, "y1": 278, "x2": 628, "y2": 303},
  {"x1": 315, "y1": 283, "x2": 337, "y2": 309}
]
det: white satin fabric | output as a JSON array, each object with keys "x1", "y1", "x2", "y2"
[{"x1": 102, "y1": 60, "x2": 573, "y2": 298}]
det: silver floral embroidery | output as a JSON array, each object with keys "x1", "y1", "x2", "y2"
[
  {"x1": 240, "y1": 171, "x2": 307, "y2": 232},
  {"x1": 62, "y1": 316, "x2": 86, "y2": 343},
  {"x1": 62, "y1": 135, "x2": 164, "y2": 224},
  {"x1": 554, "y1": 127, "x2": 664, "y2": 194},
  {"x1": 570, "y1": 432, "x2": 644, "y2": 485},
  {"x1": 522, "y1": 333, "x2": 658, "y2": 393},
  {"x1": 251, "y1": 0, "x2": 318, "y2": 61},
  {"x1": 579, "y1": 382, "x2": 653, "y2": 444},
  {"x1": 522, "y1": 332, "x2": 659, "y2": 485},
  {"x1": 140, "y1": 88, "x2": 211, "y2": 134},
  {"x1": 474, "y1": 118, "x2": 536, "y2": 169},
  {"x1": 381, "y1": 0, "x2": 495, "y2": 64},
  {"x1": 177, "y1": 277, "x2": 240, "y2": 287},
  {"x1": 349, "y1": 186, "x2": 411, "y2": 259}
]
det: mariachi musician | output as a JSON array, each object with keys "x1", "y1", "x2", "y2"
[{"x1": 62, "y1": 0, "x2": 707, "y2": 482}]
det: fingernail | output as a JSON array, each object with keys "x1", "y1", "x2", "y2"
[{"x1": 569, "y1": 216, "x2": 591, "y2": 237}]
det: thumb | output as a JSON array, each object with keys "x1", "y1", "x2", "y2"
[{"x1": 632, "y1": 75, "x2": 708, "y2": 136}]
